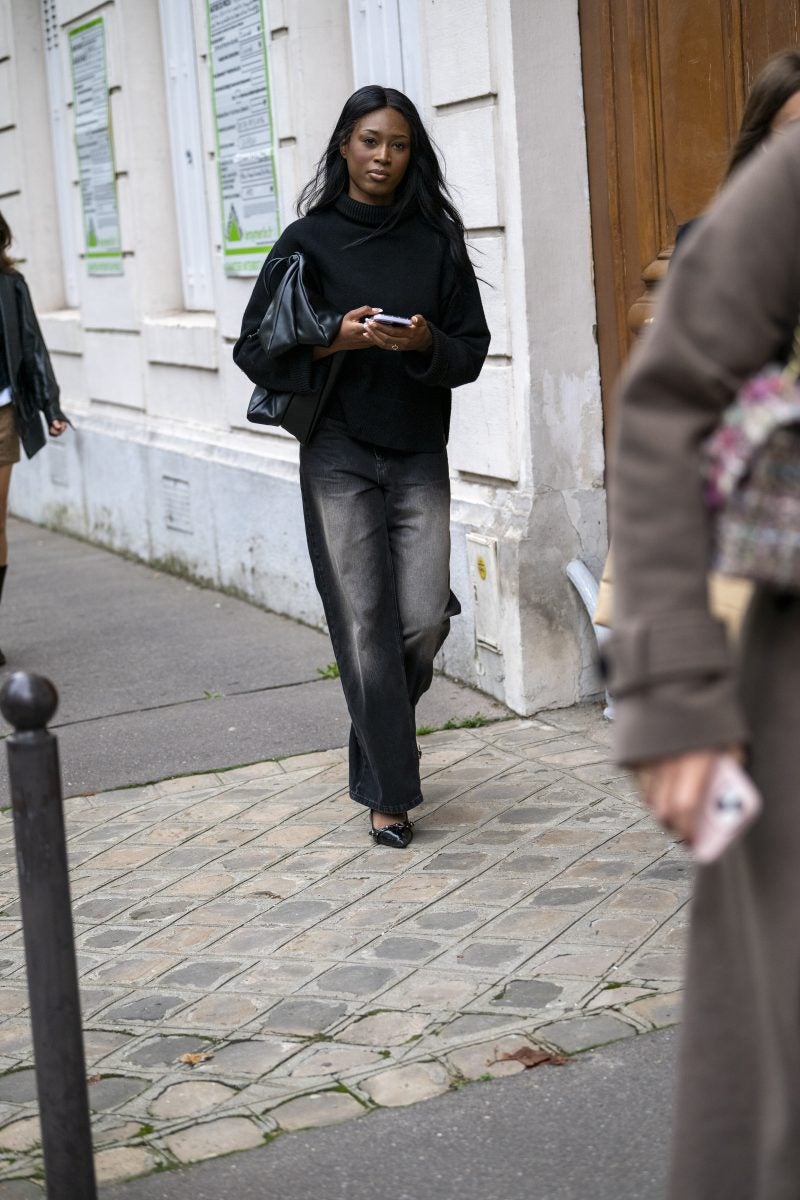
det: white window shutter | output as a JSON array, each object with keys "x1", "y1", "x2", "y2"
[
  {"x1": 42, "y1": 0, "x2": 80, "y2": 307},
  {"x1": 158, "y1": 0, "x2": 215, "y2": 311},
  {"x1": 348, "y1": 0, "x2": 423, "y2": 111}
]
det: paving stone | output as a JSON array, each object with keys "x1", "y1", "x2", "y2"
[
  {"x1": 378, "y1": 971, "x2": 488, "y2": 1010},
  {"x1": 88, "y1": 1076, "x2": 148, "y2": 1111},
  {"x1": 622, "y1": 990, "x2": 682, "y2": 1028},
  {"x1": 624, "y1": 949, "x2": 685, "y2": 980},
  {"x1": 448, "y1": 876, "x2": 533, "y2": 904},
  {"x1": 181, "y1": 993, "x2": 268, "y2": 1027},
  {"x1": 187, "y1": 899, "x2": 266, "y2": 925},
  {"x1": 496, "y1": 854, "x2": 560, "y2": 877},
  {"x1": 100, "y1": 992, "x2": 189, "y2": 1023},
  {"x1": 127, "y1": 899, "x2": 192, "y2": 923},
  {"x1": 539, "y1": 1013, "x2": 636, "y2": 1053},
  {"x1": 438, "y1": 1013, "x2": 518, "y2": 1041},
  {"x1": 82, "y1": 1030, "x2": 132, "y2": 1064},
  {"x1": 81, "y1": 926, "x2": 144, "y2": 950},
  {"x1": 404, "y1": 907, "x2": 487, "y2": 933},
  {"x1": 94, "y1": 1146, "x2": 157, "y2": 1184},
  {"x1": 366, "y1": 936, "x2": 441, "y2": 962},
  {"x1": 461, "y1": 830, "x2": 520, "y2": 846},
  {"x1": 586, "y1": 985, "x2": 653, "y2": 1011},
  {"x1": 155, "y1": 960, "x2": 244, "y2": 990},
  {"x1": 0, "y1": 1069, "x2": 37, "y2": 1102},
  {"x1": 265, "y1": 900, "x2": 338, "y2": 925},
  {"x1": 204, "y1": 927, "x2": 289, "y2": 955},
  {"x1": 289, "y1": 1045, "x2": 384, "y2": 1077},
  {"x1": 640, "y1": 858, "x2": 693, "y2": 883},
  {"x1": 450, "y1": 941, "x2": 527, "y2": 970},
  {"x1": 495, "y1": 805, "x2": 571, "y2": 825},
  {"x1": 0, "y1": 1114, "x2": 40, "y2": 1150},
  {"x1": 165, "y1": 1117, "x2": 265, "y2": 1163},
  {"x1": 447, "y1": 1036, "x2": 534, "y2": 1080},
  {"x1": 210, "y1": 1039, "x2": 300, "y2": 1075},
  {"x1": 534, "y1": 828, "x2": 603, "y2": 850},
  {"x1": 559, "y1": 858, "x2": 639, "y2": 882},
  {"x1": 132, "y1": 925, "x2": 221, "y2": 954},
  {"x1": 311, "y1": 964, "x2": 397, "y2": 996},
  {"x1": 491, "y1": 979, "x2": 563, "y2": 1009},
  {"x1": 91, "y1": 956, "x2": 177, "y2": 987},
  {"x1": 605, "y1": 885, "x2": 680, "y2": 914},
  {"x1": 360, "y1": 1062, "x2": 449, "y2": 1107},
  {"x1": 335, "y1": 1012, "x2": 431, "y2": 1047},
  {"x1": 529, "y1": 885, "x2": 606, "y2": 908},
  {"x1": 0, "y1": 1180, "x2": 44, "y2": 1198},
  {"x1": 482, "y1": 907, "x2": 571, "y2": 940},
  {"x1": 126, "y1": 1036, "x2": 214, "y2": 1067},
  {"x1": 270, "y1": 1091, "x2": 364, "y2": 1131},
  {"x1": 0, "y1": 989, "x2": 29, "y2": 1016},
  {"x1": 423, "y1": 852, "x2": 489, "y2": 873},
  {"x1": 578, "y1": 914, "x2": 658, "y2": 945},
  {"x1": 72, "y1": 897, "x2": 135, "y2": 922},
  {"x1": 378, "y1": 876, "x2": 456, "y2": 902},
  {"x1": 265, "y1": 998, "x2": 349, "y2": 1036},
  {"x1": 275, "y1": 929, "x2": 373, "y2": 958},
  {"x1": 530, "y1": 947, "x2": 620, "y2": 978},
  {"x1": 150, "y1": 1080, "x2": 237, "y2": 1119}
]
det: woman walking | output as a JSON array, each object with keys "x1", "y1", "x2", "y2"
[
  {"x1": 235, "y1": 86, "x2": 489, "y2": 847},
  {"x1": 0, "y1": 211, "x2": 68, "y2": 665},
  {"x1": 607, "y1": 117, "x2": 800, "y2": 1197}
]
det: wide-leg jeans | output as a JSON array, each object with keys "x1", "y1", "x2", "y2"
[{"x1": 299, "y1": 418, "x2": 460, "y2": 813}]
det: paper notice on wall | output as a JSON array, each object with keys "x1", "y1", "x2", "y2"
[
  {"x1": 69, "y1": 17, "x2": 123, "y2": 276},
  {"x1": 207, "y1": 0, "x2": 280, "y2": 276}
]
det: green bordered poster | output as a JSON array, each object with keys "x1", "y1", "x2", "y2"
[
  {"x1": 206, "y1": 0, "x2": 280, "y2": 276},
  {"x1": 68, "y1": 17, "x2": 123, "y2": 276}
]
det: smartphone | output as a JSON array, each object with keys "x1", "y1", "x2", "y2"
[
  {"x1": 692, "y1": 755, "x2": 762, "y2": 864},
  {"x1": 367, "y1": 314, "x2": 413, "y2": 327}
]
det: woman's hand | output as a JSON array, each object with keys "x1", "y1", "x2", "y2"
[
  {"x1": 363, "y1": 314, "x2": 433, "y2": 354},
  {"x1": 49, "y1": 420, "x2": 68, "y2": 437},
  {"x1": 312, "y1": 306, "x2": 383, "y2": 359},
  {"x1": 636, "y1": 748, "x2": 742, "y2": 843}
]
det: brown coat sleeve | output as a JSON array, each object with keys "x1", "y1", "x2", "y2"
[{"x1": 608, "y1": 123, "x2": 800, "y2": 765}]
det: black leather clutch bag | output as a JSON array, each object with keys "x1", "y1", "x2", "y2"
[
  {"x1": 238, "y1": 251, "x2": 344, "y2": 444},
  {"x1": 247, "y1": 352, "x2": 344, "y2": 445}
]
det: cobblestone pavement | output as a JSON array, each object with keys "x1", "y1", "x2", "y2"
[{"x1": 0, "y1": 705, "x2": 687, "y2": 1192}]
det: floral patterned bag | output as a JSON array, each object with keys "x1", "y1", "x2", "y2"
[{"x1": 704, "y1": 328, "x2": 800, "y2": 591}]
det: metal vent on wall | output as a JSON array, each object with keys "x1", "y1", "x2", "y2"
[{"x1": 162, "y1": 476, "x2": 193, "y2": 534}]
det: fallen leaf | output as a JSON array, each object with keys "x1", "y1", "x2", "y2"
[
  {"x1": 178, "y1": 1052, "x2": 214, "y2": 1067},
  {"x1": 493, "y1": 1047, "x2": 567, "y2": 1069},
  {"x1": 87, "y1": 1074, "x2": 102, "y2": 1084}
]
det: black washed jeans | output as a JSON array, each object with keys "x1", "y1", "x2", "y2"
[{"x1": 299, "y1": 418, "x2": 460, "y2": 813}]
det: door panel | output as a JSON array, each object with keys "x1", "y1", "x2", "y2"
[{"x1": 580, "y1": 0, "x2": 800, "y2": 441}]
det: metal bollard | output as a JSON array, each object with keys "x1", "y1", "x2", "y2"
[{"x1": 0, "y1": 672, "x2": 97, "y2": 1200}]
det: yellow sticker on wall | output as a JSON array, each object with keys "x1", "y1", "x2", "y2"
[{"x1": 477, "y1": 556, "x2": 487, "y2": 581}]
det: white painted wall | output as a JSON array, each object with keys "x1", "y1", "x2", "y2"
[{"x1": 4, "y1": 0, "x2": 606, "y2": 714}]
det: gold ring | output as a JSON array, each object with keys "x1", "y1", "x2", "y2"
[{"x1": 391, "y1": 343, "x2": 399, "y2": 351}]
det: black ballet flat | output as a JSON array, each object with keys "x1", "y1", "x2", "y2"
[{"x1": 369, "y1": 812, "x2": 414, "y2": 849}]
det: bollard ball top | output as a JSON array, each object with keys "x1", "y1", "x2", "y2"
[{"x1": 0, "y1": 673, "x2": 59, "y2": 731}]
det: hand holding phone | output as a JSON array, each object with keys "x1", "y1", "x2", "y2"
[
  {"x1": 692, "y1": 755, "x2": 762, "y2": 864},
  {"x1": 365, "y1": 314, "x2": 413, "y2": 327}
]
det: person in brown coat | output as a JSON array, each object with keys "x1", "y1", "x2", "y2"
[{"x1": 607, "y1": 121, "x2": 800, "y2": 1197}]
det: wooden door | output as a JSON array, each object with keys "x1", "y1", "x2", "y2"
[{"x1": 580, "y1": 0, "x2": 800, "y2": 438}]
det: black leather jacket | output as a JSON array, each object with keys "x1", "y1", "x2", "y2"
[{"x1": 0, "y1": 270, "x2": 67, "y2": 458}]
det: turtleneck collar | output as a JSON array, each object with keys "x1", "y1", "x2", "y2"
[{"x1": 334, "y1": 192, "x2": 407, "y2": 227}]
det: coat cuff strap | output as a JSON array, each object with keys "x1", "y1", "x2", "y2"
[{"x1": 604, "y1": 612, "x2": 732, "y2": 698}]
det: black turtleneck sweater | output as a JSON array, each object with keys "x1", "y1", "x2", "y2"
[{"x1": 234, "y1": 194, "x2": 490, "y2": 451}]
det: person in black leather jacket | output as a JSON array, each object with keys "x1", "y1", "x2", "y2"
[{"x1": 0, "y1": 210, "x2": 69, "y2": 664}]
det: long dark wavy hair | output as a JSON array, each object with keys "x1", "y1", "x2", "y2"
[
  {"x1": 297, "y1": 86, "x2": 474, "y2": 283},
  {"x1": 727, "y1": 49, "x2": 800, "y2": 177},
  {"x1": 0, "y1": 210, "x2": 16, "y2": 273}
]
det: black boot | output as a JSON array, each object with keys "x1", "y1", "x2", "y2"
[{"x1": 0, "y1": 565, "x2": 7, "y2": 666}]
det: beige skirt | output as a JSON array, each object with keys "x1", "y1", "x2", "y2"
[{"x1": 0, "y1": 405, "x2": 20, "y2": 467}]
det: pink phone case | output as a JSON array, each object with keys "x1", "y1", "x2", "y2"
[{"x1": 692, "y1": 755, "x2": 762, "y2": 864}]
